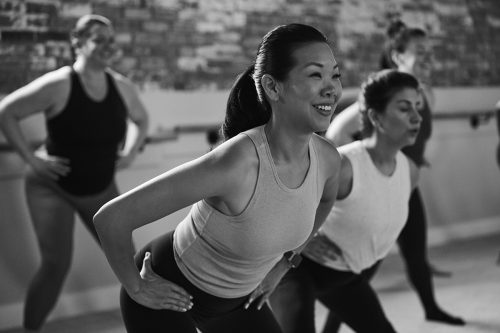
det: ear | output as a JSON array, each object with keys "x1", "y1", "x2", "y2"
[
  {"x1": 367, "y1": 108, "x2": 382, "y2": 129},
  {"x1": 71, "y1": 37, "x2": 81, "y2": 49},
  {"x1": 391, "y1": 50, "x2": 403, "y2": 68},
  {"x1": 260, "y1": 74, "x2": 280, "y2": 102}
]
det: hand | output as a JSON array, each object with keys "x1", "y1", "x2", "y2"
[
  {"x1": 115, "y1": 150, "x2": 137, "y2": 170},
  {"x1": 302, "y1": 233, "x2": 342, "y2": 265},
  {"x1": 244, "y1": 258, "x2": 289, "y2": 310},
  {"x1": 30, "y1": 149, "x2": 70, "y2": 180},
  {"x1": 127, "y1": 252, "x2": 193, "y2": 311}
]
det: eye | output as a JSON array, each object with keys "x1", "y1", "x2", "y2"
[
  {"x1": 332, "y1": 73, "x2": 342, "y2": 79},
  {"x1": 309, "y1": 72, "x2": 322, "y2": 78}
]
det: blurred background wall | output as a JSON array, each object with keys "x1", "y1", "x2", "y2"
[{"x1": 0, "y1": 0, "x2": 499, "y2": 329}]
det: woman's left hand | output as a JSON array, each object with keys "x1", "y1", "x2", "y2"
[
  {"x1": 244, "y1": 258, "x2": 289, "y2": 310},
  {"x1": 116, "y1": 151, "x2": 137, "y2": 170}
]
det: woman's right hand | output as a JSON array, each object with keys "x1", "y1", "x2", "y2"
[
  {"x1": 30, "y1": 149, "x2": 70, "y2": 180},
  {"x1": 128, "y1": 252, "x2": 194, "y2": 312}
]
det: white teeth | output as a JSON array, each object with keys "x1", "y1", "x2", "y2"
[{"x1": 315, "y1": 105, "x2": 332, "y2": 111}]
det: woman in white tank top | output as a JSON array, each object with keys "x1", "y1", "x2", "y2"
[{"x1": 270, "y1": 70, "x2": 423, "y2": 333}]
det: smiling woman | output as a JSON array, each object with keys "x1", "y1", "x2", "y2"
[
  {"x1": 93, "y1": 23, "x2": 342, "y2": 333},
  {"x1": 0, "y1": 14, "x2": 149, "y2": 332}
]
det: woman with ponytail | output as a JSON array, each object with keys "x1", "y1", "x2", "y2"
[
  {"x1": 94, "y1": 23, "x2": 342, "y2": 333},
  {"x1": 323, "y1": 20, "x2": 465, "y2": 330}
]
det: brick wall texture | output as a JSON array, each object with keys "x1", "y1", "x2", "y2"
[{"x1": 0, "y1": 0, "x2": 499, "y2": 93}]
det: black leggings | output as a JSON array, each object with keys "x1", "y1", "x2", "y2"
[
  {"x1": 397, "y1": 187, "x2": 439, "y2": 313},
  {"x1": 320, "y1": 188, "x2": 439, "y2": 332},
  {"x1": 269, "y1": 258, "x2": 397, "y2": 333},
  {"x1": 120, "y1": 231, "x2": 283, "y2": 333}
]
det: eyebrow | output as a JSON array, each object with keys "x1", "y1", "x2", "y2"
[
  {"x1": 303, "y1": 62, "x2": 339, "y2": 70},
  {"x1": 395, "y1": 100, "x2": 415, "y2": 105}
]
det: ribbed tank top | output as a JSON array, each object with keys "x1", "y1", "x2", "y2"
[
  {"x1": 45, "y1": 69, "x2": 127, "y2": 196},
  {"x1": 303, "y1": 141, "x2": 411, "y2": 273},
  {"x1": 173, "y1": 125, "x2": 322, "y2": 298}
]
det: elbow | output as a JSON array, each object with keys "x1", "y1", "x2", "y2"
[{"x1": 93, "y1": 203, "x2": 114, "y2": 236}]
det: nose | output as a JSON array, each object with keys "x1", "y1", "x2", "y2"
[
  {"x1": 321, "y1": 79, "x2": 341, "y2": 100},
  {"x1": 411, "y1": 107, "x2": 422, "y2": 124}
]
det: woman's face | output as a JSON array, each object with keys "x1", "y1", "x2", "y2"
[
  {"x1": 276, "y1": 42, "x2": 343, "y2": 133},
  {"x1": 376, "y1": 87, "x2": 422, "y2": 148},
  {"x1": 76, "y1": 23, "x2": 117, "y2": 68},
  {"x1": 396, "y1": 36, "x2": 432, "y2": 82}
]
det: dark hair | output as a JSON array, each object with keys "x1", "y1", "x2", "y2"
[
  {"x1": 379, "y1": 20, "x2": 426, "y2": 70},
  {"x1": 358, "y1": 69, "x2": 420, "y2": 136},
  {"x1": 379, "y1": 20, "x2": 406, "y2": 70},
  {"x1": 70, "y1": 14, "x2": 112, "y2": 56},
  {"x1": 392, "y1": 26, "x2": 426, "y2": 53},
  {"x1": 221, "y1": 23, "x2": 328, "y2": 140}
]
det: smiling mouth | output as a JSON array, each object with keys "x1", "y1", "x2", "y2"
[{"x1": 313, "y1": 104, "x2": 334, "y2": 116}]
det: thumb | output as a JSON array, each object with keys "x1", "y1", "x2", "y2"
[{"x1": 140, "y1": 252, "x2": 154, "y2": 279}]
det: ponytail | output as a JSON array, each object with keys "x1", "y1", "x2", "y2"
[
  {"x1": 221, "y1": 65, "x2": 271, "y2": 140},
  {"x1": 221, "y1": 23, "x2": 328, "y2": 141}
]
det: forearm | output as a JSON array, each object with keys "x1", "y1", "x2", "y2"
[
  {"x1": 0, "y1": 112, "x2": 37, "y2": 165},
  {"x1": 126, "y1": 117, "x2": 149, "y2": 156},
  {"x1": 294, "y1": 198, "x2": 335, "y2": 254},
  {"x1": 94, "y1": 205, "x2": 142, "y2": 293}
]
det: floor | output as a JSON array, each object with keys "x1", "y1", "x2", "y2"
[{"x1": 2, "y1": 233, "x2": 500, "y2": 333}]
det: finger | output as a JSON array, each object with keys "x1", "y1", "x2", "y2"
[
  {"x1": 257, "y1": 295, "x2": 268, "y2": 310},
  {"x1": 140, "y1": 252, "x2": 154, "y2": 279},
  {"x1": 162, "y1": 304, "x2": 191, "y2": 312},
  {"x1": 50, "y1": 164, "x2": 71, "y2": 176},
  {"x1": 244, "y1": 291, "x2": 258, "y2": 309},
  {"x1": 164, "y1": 282, "x2": 193, "y2": 300},
  {"x1": 161, "y1": 298, "x2": 194, "y2": 311}
]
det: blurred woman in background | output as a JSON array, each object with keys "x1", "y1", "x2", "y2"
[
  {"x1": 324, "y1": 20, "x2": 465, "y2": 329},
  {"x1": 0, "y1": 14, "x2": 149, "y2": 332}
]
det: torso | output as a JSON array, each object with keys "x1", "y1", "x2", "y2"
[
  {"x1": 173, "y1": 125, "x2": 325, "y2": 298},
  {"x1": 303, "y1": 141, "x2": 411, "y2": 273},
  {"x1": 44, "y1": 67, "x2": 128, "y2": 196}
]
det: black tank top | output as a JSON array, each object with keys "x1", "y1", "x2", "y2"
[{"x1": 45, "y1": 69, "x2": 127, "y2": 196}]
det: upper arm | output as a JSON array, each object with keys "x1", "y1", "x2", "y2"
[
  {"x1": 0, "y1": 69, "x2": 69, "y2": 120},
  {"x1": 317, "y1": 138, "x2": 342, "y2": 204},
  {"x1": 112, "y1": 72, "x2": 149, "y2": 126},
  {"x1": 408, "y1": 157, "x2": 420, "y2": 190},
  {"x1": 96, "y1": 135, "x2": 258, "y2": 231},
  {"x1": 325, "y1": 102, "x2": 362, "y2": 147},
  {"x1": 336, "y1": 153, "x2": 353, "y2": 200}
]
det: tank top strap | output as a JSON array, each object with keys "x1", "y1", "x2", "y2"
[
  {"x1": 68, "y1": 67, "x2": 86, "y2": 100},
  {"x1": 104, "y1": 70, "x2": 121, "y2": 101}
]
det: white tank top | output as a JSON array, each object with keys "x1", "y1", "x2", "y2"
[
  {"x1": 173, "y1": 125, "x2": 323, "y2": 297},
  {"x1": 303, "y1": 141, "x2": 411, "y2": 273}
]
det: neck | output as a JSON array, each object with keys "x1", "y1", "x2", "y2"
[
  {"x1": 362, "y1": 135, "x2": 399, "y2": 172},
  {"x1": 264, "y1": 120, "x2": 311, "y2": 163},
  {"x1": 73, "y1": 57, "x2": 106, "y2": 77}
]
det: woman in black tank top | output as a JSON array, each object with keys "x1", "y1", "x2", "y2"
[{"x1": 0, "y1": 14, "x2": 149, "y2": 331}]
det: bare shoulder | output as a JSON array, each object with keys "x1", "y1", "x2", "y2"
[
  {"x1": 326, "y1": 103, "x2": 362, "y2": 143},
  {"x1": 209, "y1": 133, "x2": 259, "y2": 177},
  {"x1": 25, "y1": 66, "x2": 71, "y2": 95},
  {"x1": 107, "y1": 69, "x2": 135, "y2": 91},
  {"x1": 0, "y1": 66, "x2": 71, "y2": 117},
  {"x1": 336, "y1": 151, "x2": 353, "y2": 199},
  {"x1": 313, "y1": 134, "x2": 341, "y2": 170}
]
